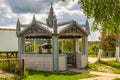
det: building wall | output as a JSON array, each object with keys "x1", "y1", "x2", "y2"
[
  {"x1": 81, "y1": 54, "x2": 87, "y2": 68},
  {"x1": 23, "y1": 56, "x2": 53, "y2": 71},
  {"x1": 22, "y1": 54, "x2": 67, "y2": 71},
  {"x1": 58, "y1": 55, "x2": 67, "y2": 71},
  {"x1": 76, "y1": 53, "x2": 81, "y2": 68},
  {"x1": 76, "y1": 53, "x2": 87, "y2": 69},
  {"x1": 0, "y1": 29, "x2": 18, "y2": 52}
]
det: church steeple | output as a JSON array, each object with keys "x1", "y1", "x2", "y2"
[{"x1": 46, "y1": 3, "x2": 56, "y2": 28}]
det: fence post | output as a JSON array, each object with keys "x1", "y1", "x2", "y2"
[
  {"x1": 8, "y1": 59, "x2": 10, "y2": 72},
  {"x1": 21, "y1": 59, "x2": 24, "y2": 76}
]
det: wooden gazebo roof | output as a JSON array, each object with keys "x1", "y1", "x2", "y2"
[{"x1": 16, "y1": 5, "x2": 90, "y2": 39}]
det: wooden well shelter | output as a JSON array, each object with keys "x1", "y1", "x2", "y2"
[{"x1": 16, "y1": 4, "x2": 90, "y2": 71}]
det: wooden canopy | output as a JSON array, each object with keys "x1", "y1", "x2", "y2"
[{"x1": 16, "y1": 17, "x2": 89, "y2": 39}]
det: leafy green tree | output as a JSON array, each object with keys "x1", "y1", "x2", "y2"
[
  {"x1": 102, "y1": 34, "x2": 116, "y2": 57},
  {"x1": 79, "y1": 0, "x2": 120, "y2": 61},
  {"x1": 60, "y1": 39, "x2": 74, "y2": 52},
  {"x1": 78, "y1": 40, "x2": 82, "y2": 52},
  {"x1": 59, "y1": 39, "x2": 82, "y2": 53},
  {"x1": 25, "y1": 39, "x2": 39, "y2": 53},
  {"x1": 61, "y1": 0, "x2": 119, "y2": 61},
  {"x1": 62, "y1": 0, "x2": 120, "y2": 61},
  {"x1": 88, "y1": 41, "x2": 99, "y2": 55}
]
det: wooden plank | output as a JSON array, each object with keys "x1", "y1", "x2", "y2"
[{"x1": 0, "y1": 58, "x2": 21, "y2": 61}]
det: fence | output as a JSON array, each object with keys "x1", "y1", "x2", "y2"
[
  {"x1": 0, "y1": 58, "x2": 24, "y2": 77},
  {"x1": 0, "y1": 51, "x2": 18, "y2": 59}
]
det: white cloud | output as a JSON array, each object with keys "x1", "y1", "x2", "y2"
[
  {"x1": 0, "y1": 0, "x2": 16, "y2": 19},
  {"x1": 53, "y1": 0, "x2": 86, "y2": 24}
]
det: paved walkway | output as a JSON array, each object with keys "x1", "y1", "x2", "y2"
[
  {"x1": 81, "y1": 71, "x2": 120, "y2": 80},
  {"x1": 0, "y1": 70, "x2": 15, "y2": 78}
]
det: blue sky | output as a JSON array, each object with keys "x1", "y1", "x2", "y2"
[{"x1": 0, "y1": 0, "x2": 99, "y2": 41}]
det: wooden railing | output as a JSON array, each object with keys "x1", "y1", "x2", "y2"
[{"x1": 0, "y1": 51, "x2": 18, "y2": 58}]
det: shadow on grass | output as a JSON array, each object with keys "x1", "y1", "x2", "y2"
[{"x1": 27, "y1": 69, "x2": 81, "y2": 77}]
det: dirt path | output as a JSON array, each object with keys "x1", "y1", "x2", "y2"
[
  {"x1": 82, "y1": 57, "x2": 119, "y2": 80},
  {"x1": 0, "y1": 70, "x2": 15, "y2": 78},
  {"x1": 88, "y1": 57, "x2": 115, "y2": 63},
  {"x1": 81, "y1": 71, "x2": 120, "y2": 80}
]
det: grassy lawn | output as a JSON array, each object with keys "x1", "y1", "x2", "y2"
[
  {"x1": 20, "y1": 70, "x2": 95, "y2": 80},
  {"x1": 0, "y1": 70, "x2": 95, "y2": 80},
  {"x1": 88, "y1": 60, "x2": 120, "y2": 74},
  {"x1": 114, "y1": 78, "x2": 120, "y2": 80},
  {"x1": 88, "y1": 54, "x2": 97, "y2": 57}
]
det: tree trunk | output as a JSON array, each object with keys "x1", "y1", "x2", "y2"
[
  {"x1": 97, "y1": 30, "x2": 106, "y2": 61},
  {"x1": 116, "y1": 33, "x2": 119, "y2": 62}
]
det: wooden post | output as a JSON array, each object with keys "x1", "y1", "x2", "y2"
[
  {"x1": 73, "y1": 38, "x2": 79, "y2": 53},
  {"x1": 73, "y1": 38, "x2": 78, "y2": 65},
  {"x1": 18, "y1": 36, "x2": 25, "y2": 68},
  {"x1": 21, "y1": 59, "x2": 24, "y2": 76},
  {"x1": 82, "y1": 36, "x2": 88, "y2": 54},
  {"x1": 82, "y1": 37, "x2": 85, "y2": 54},
  {"x1": 47, "y1": 39, "x2": 51, "y2": 53},
  {"x1": 8, "y1": 59, "x2": 10, "y2": 72},
  {"x1": 52, "y1": 36, "x2": 59, "y2": 71}
]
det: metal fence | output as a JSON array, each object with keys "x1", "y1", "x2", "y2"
[{"x1": 0, "y1": 58, "x2": 24, "y2": 78}]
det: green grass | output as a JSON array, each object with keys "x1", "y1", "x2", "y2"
[
  {"x1": 0, "y1": 77, "x2": 21, "y2": 80},
  {"x1": 88, "y1": 60, "x2": 120, "y2": 74},
  {"x1": 114, "y1": 78, "x2": 120, "y2": 80},
  {"x1": 0, "y1": 60, "x2": 20, "y2": 73},
  {"x1": 88, "y1": 54, "x2": 97, "y2": 57},
  {"x1": 20, "y1": 70, "x2": 95, "y2": 80},
  {"x1": 99, "y1": 60, "x2": 120, "y2": 68},
  {"x1": 0, "y1": 70, "x2": 95, "y2": 80}
]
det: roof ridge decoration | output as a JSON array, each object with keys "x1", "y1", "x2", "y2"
[
  {"x1": 32, "y1": 15, "x2": 36, "y2": 25},
  {"x1": 85, "y1": 18, "x2": 90, "y2": 34},
  {"x1": 16, "y1": 15, "x2": 52, "y2": 37},
  {"x1": 16, "y1": 18, "x2": 20, "y2": 35},
  {"x1": 59, "y1": 21, "x2": 88, "y2": 36}
]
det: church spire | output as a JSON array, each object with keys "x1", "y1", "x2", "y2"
[{"x1": 46, "y1": 3, "x2": 56, "y2": 28}]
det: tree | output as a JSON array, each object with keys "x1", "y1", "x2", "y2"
[
  {"x1": 25, "y1": 39, "x2": 39, "y2": 53},
  {"x1": 88, "y1": 41, "x2": 99, "y2": 56},
  {"x1": 78, "y1": 0, "x2": 120, "y2": 61},
  {"x1": 59, "y1": 39, "x2": 74, "y2": 52},
  {"x1": 59, "y1": 39, "x2": 82, "y2": 53},
  {"x1": 62, "y1": 0, "x2": 120, "y2": 61},
  {"x1": 102, "y1": 34, "x2": 116, "y2": 57},
  {"x1": 96, "y1": 30, "x2": 106, "y2": 61}
]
